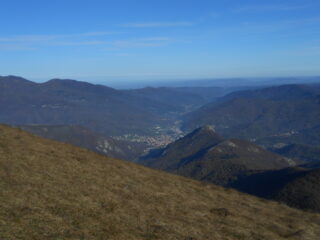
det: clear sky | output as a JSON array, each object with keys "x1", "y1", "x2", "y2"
[{"x1": 1, "y1": 0, "x2": 320, "y2": 83}]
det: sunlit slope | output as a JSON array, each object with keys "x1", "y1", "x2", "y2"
[{"x1": 0, "y1": 124, "x2": 320, "y2": 240}]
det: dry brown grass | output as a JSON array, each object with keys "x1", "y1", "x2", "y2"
[{"x1": 0, "y1": 124, "x2": 320, "y2": 240}]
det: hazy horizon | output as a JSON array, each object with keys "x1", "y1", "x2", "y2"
[{"x1": 2, "y1": 74, "x2": 320, "y2": 89}]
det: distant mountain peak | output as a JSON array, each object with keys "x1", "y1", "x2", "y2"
[
  {"x1": 188, "y1": 125, "x2": 221, "y2": 141},
  {"x1": 42, "y1": 78, "x2": 117, "y2": 93},
  {"x1": 45, "y1": 78, "x2": 90, "y2": 86},
  {"x1": 0, "y1": 75, "x2": 35, "y2": 85},
  {"x1": 200, "y1": 124, "x2": 215, "y2": 132},
  {"x1": 191, "y1": 125, "x2": 216, "y2": 134},
  {"x1": 0, "y1": 75, "x2": 26, "y2": 80}
]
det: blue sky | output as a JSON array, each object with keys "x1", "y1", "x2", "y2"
[{"x1": 1, "y1": 0, "x2": 320, "y2": 83}]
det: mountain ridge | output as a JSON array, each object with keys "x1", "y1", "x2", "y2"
[
  {"x1": 140, "y1": 126, "x2": 294, "y2": 186},
  {"x1": 182, "y1": 84, "x2": 320, "y2": 147},
  {"x1": 0, "y1": 76, "x2": 175, "y2": 136}
]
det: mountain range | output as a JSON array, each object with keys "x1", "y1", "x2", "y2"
[
  {"x1": 182, "y1": 84, "x2": 320, "y2": 147},
  {"x1": 2, "y1": 75, "x2": 320, "y2": 213},
  {"x1": 0, "y1": 75, "x2": 241, "y2": 139},
  {"x1": 0, "y1": 76, "x2": 170, "y2": 136},
  {"x1": 123, "y1": 86, "x2": 243, "y2": 112},
  {"x1": 3, "y1": 75, "x2": 320, "y2": 149}
]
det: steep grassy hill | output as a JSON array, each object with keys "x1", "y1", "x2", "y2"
[{"x1": 1, "y1": 124, "x2": 320, "y2": 239}]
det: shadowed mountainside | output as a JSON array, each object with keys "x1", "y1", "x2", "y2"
[
  {"x1": 270, "y1": 144, "x2": 320, "y2": 164},
  {"x1": 230, "y1": 167, "x2": 320, "y2": 213}
]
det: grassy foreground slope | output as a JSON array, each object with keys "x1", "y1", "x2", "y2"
[{"x1": 0, "y1": 125, "x2": 320, "y2": 240}]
